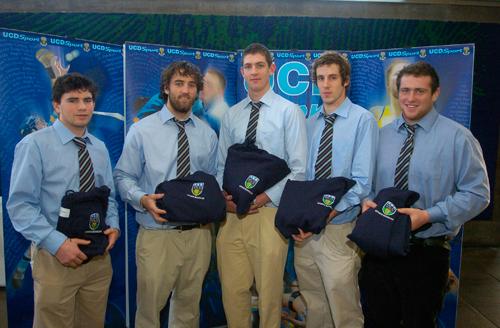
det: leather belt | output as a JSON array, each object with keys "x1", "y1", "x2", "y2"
[
  {"x1": 171, "y1": 224, "x2": 203, "y2": 231},
  {"x1": 410, "y1": 235, "x2": 451, "y2": 251}
]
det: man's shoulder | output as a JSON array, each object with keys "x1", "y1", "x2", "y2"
[
  {"x1": 86, "y1": 132, "x2": 108, "y2": 150},
  {"x1": 130, "y1": 111, "x2": 161, "y2": 130},
  {"x1": 18, "y1": 125, "x2": 56, "y2": 147}
]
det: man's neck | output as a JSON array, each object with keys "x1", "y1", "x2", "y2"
[{"x1": 248, "y1": 85, "x2": 270, "y2": 102}]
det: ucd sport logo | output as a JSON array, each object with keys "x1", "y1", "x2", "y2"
[
  {"x1": 159, "y1": 47, "x2": 165, "y2": 56},
  {"x1": 305, "y1": 53, "x2": 311, "y2": 61},
  {"x1": 89, "y1": 213, "x2": 100, "y2": 230},
  {"x1": 192, "y1": 182, "x2": 204, "y2": 196},
  {"x1": 382, "y1": 201, "x2": 397, "y2": 216},
  {"x1": 322, "y1": 194, "x2": 336, "y2": 206},
  {"x1": 195, "y1": 51, "x2": 201, "y2": 59},
  {"x1": 463, "y1": 46, "x2": 470, "y2": 55},
  {"x1": 40, "y1": 36, "x2": 47, "y2": 46},
  {"x1": 419, "y1": 49, "x2": 427, "y2": 58},
  {"x1": 83, "y1": 43, "x2": 90, "y2": 52},
  {"x1": 379, "y1": 52, "x2": 386, "y2": 60},
  {"x1": 229, "y1": 54, "x2": 235, "y2": 62},
  {"x1": 245, "y1": 175, "x2": 259, "y2": 189}
]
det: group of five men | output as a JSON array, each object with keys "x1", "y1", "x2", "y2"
[{"x1": 7, "y1": 42, "x2": 489, "y2": 328}]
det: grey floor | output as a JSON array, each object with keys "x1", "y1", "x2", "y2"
[{"x1": 0, "y1": 247, "x2": 498, "y2": 327}]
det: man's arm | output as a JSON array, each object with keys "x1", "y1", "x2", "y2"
[
  {"x1": 7, "y1": 141, "x2": 68, "y2": 256},
  {"x1": 265, "y1": 105, "x2": 308, "y2": 206},
  {"x1": 422, "y1": 131, "x2": 490, "y2": 230},
  {"x1": 113, "y1": 125, "x2": 149, "y2": 212}
]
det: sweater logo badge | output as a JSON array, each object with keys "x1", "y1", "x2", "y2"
[
  {"x1": 322, "y1": 194, "x2": 336, "y2": 206},
  {"x1": 382, "y1": 201, "x2": 397, "y2": 216},
  {"x1": 89, "y1": 213, "x2": 100, "y2": 230},
  {"x1": 245, "y1": 175, "x2": 259, "y2": 189},
  {"x1": 192, "y1": 183, "x2": 204, "y2": 196}
]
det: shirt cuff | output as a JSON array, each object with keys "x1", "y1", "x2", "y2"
[
  {"x1": 131, "y1": 190, "x2": 149, "y2": 212},
  {"x1": 427, "y1": 205, "x2": 446, "y2": 223},
  {"x1": 265, "y1": 185, "x2": 282, "y2": 207},
  {"x1": 40, "y1": 230, "x2": 69, "y2": 256}
]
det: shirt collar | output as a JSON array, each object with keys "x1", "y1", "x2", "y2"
[
  {"x1": 160, "y1": 104, "x2": 197, "y2": 127},
  {"x1": 394, "y1": 107, "x2": 438, "y2": 133},
  {"x1": 318, "y1": 96, "x2": 352, "y2": 120},
  {"x1": 53, "y1": 119, "x2": 92, "y2": 145},
  {"x1": 243, "y1": 88, "x2": 275, "y2": 110}
]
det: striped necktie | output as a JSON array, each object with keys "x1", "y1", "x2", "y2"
[
  {"x1": 245, "y1": 101, "x2": 263, "y2": 144},
  {"x1": 394, "y1": 123, "x2": 418, "y2": 190},
  {"x1": 315, "y1": 114, "x2": 338, "y2": 180},
  {"x1": 174, "y1": 118, "x2": 191, "y2": 178},
  {"x1": 73, "y1": 137, "x2": 95, "y2": 192}
]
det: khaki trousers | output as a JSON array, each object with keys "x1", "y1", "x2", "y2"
[
  {"x1": 217, "y1": 207, "x2": 288, "y2": 328},
  {"x1": 31, "y1": 245, "x2": 112, "y2": 328},
  {"x1": 135, "y1": 225, "x2": 211, "y2": 328},
  {"x1": 294, "y1": 221, "x2": 363, "y2": 328}
]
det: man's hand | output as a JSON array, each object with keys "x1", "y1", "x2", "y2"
[
  {"x1": 397, "y1": 208, "x2": 430, "y2": 231},
  {"x1": 141, "y1": 193, "x2": 167, "y2": 222},
  {"x1": 55, "y1": 238, "x2": 90, "y2": 268},
  {"x1": 248, "y1": 192, "x2": 272, "y2": 214},
  {"x1": 222, "y1": 190, "x2": 238, "y2": 213},
  {"x1": 104, "y1": 227, "x2": 120, "y2": 251},
  {"x1": 326, "y1": 209, "x2": 341, "y2": 224},
  {"x1": 362, "y1": 200, "x2": 377, "y2": 213},
  {"x1": 292, "y1": 228, "x2": 314, "y2": 242}
]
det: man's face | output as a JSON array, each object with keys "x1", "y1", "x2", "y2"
[
  {"x1": 53, "y1": 89, "x2": 94, "y2": 134},
  {"x1": 199, "y1": 72, "x2": 220, "y2": 105},
  {"x1": 316, "y1": 64, "x2": 348, "y2": 110},
  {"x1": 240, "y1": 53, "x2": 275, "y2": 94},
  {"x1": 388, "y1": 62, "x2": 407, "y2": 99},
  {"x1": 165, "y1": 72, "x2": 198, "y2": 114},
  {"x1": 398, "y1": 74, "x2": 440, "y2": 125}
]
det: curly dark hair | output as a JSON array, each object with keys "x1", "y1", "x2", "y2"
[
  {"x1": 51, "y1": 73, "x2": 98, "y2": 103},
  {"x1": 158, "y1": 61, "x2": 203, "y2": 103}
]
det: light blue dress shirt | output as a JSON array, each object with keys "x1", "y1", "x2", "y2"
[
  {"x1": 7, "y1": 119, "x2": 120, "y2": 256},
  {"x1": 307, "y1": 97, "x2": 379, "y2": 225},
  {"x1": 113, "y1": 105, "x2": 218, "y2": 229},
  {"x1": 372, "y1": 108, "x2": 490, "y2": 238},
  {"x1": 217, "y1": 88, "x2": 308, "y2": 207}
]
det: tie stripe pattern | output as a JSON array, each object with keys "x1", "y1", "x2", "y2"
[
  {"x1": 73, "y1": 137, "x2": 95, "y2": 192},
  {"x1": 175, "y1": 118, "x2": 190, "y2": 178},
  {"x1": 245, "y1": 101, "x2": 263, "y2": 143},
  {"x1": 394, "y1": 123, "x2": 417, "y2": 190},
  {"x1": 315, "y1": 114, "x2": 338, "y2": 180}
]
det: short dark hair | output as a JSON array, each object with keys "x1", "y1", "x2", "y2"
[
  {"x1": 51, "y1": 73, "x2": 98, "y2": 103},
  {"x1": 159, "y1": 61, "x2": 203, "y2": 104},
  {"x1": 396, "y1": 61, "x2": 440, "y2": 94},
  {"x1": 311, "y1": 51, "x2": 351, "y2": 93},
  {"x1": 242, "y1": 43, "x2": 273, "y2": 67},
  {"x1": 206, "y1": 69, "x2": 227, "y2": 92}
]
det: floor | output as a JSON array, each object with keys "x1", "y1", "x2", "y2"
[{"x1": 0, "y1": 247, "x2": 498, "y2": 327}]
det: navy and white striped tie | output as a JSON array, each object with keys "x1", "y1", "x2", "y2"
[
  {"x1": 73, "y1": 137, "x2": 95, "y2": 192},
  {"x1": 394, "y1": 123, "x2": 418, "y2": 190},
  {"x1": 174, "y1": 118, "x2": 191, "y2": 178},
  {"x1": 245, "y1": 101, "x2": 263, "y2": 144},
  {"x1": 314, "y1": 114, "x2": 337, "y2": 180}
]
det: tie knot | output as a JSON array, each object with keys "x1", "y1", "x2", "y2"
[
  {"x1": 73, "y1": 137, "x2": 87, "y2": 149},
  {"x1": 403, "y1": 123, "x2": 417, "y2": 135},
  {"x1": 252, "y1": 101, "x2": 263, "y2": 111},
  {"x1": 174, "y1": 118, "x2": 189, "y2": 130},
  {"x1": 325, "y1": 113, "x2": 337, "y2": 126}
]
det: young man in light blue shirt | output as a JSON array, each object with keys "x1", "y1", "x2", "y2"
[
  {"x1": 292, "y1": 51, "x2": 378, "y2": 328},
  {"x1": 114, "y1": 61, "x2": 217, "y2": 328},
  {"x1": 216, "y1": 43, "x2": 307, "y2": 328},
  {"x1": 361, "y1": 61, "x2": 490, "y2": 328},
  {"x1": 7, "y1": 73, "x2": 120, "y2": 327}
]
